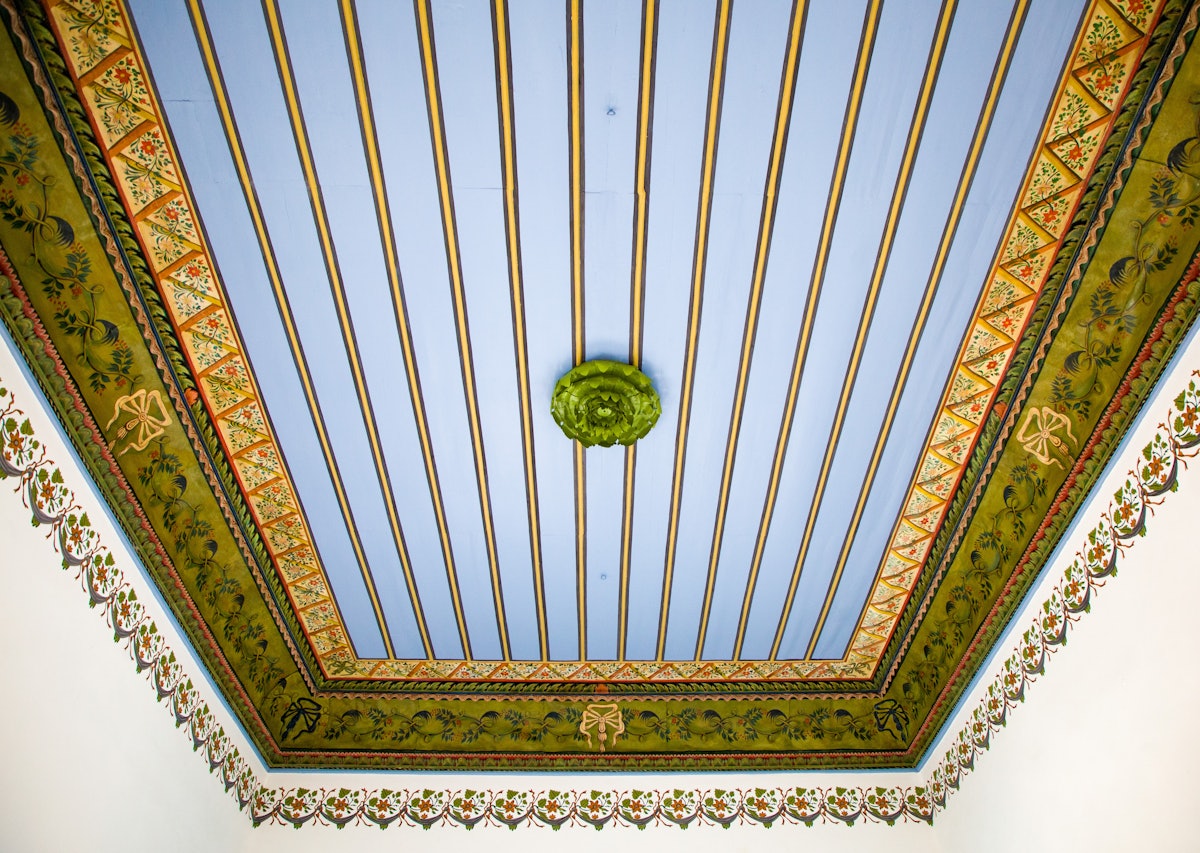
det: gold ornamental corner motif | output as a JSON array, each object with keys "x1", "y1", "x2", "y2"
[
  {"x1": 580, "y1": 703, "x2": 625, "y2": 752},
  {"x1": 106, "y1": 388, "x2": 171, "y2": 456},
  {"x1": 1017, "y1": 406, "x2": 1078, "y2": 467}
]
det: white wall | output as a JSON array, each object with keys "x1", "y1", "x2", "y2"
[{"x1": 0, "y1": 447, "x2": 250, "y2": 851}]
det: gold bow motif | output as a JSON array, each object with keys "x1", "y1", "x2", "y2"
[
  {"x1": 105, "y1": 389, "x2": 171, "y2": 456},
  {"x1": 1016, "y1": 406, "x2": 1076, "y2": 468},
  {"x1": 579, "y1": 702, "x2": 624, "y2": 752}
]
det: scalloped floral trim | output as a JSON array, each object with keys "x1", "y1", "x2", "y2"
[{"x1": 1, "y1": 355, "x2": 1195, "y2": 827}]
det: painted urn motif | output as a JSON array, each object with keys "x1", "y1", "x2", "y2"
[{"x1": 551, "y1": 360, "x2": 661, "y2": 447}]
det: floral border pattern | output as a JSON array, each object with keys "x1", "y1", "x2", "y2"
[
  {"x1": 4, "y1": 345, "x2": 1194, "y2": 828},
  {"x1": 35, "y1": 0, "x2": 1168, "y2": 682}
]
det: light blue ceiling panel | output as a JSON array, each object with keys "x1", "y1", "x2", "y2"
[
  {"x1": 623, "y1": 0, "x2": 719, "y2": 662},
  {"x1": 123, "y1": 0, "x2": 1103, "y2": 667}
]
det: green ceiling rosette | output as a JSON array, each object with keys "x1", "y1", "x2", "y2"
[{"x1": 551, "y1": 360, "x2": 661, "y2": 447}]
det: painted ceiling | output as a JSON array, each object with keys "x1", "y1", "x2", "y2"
[{"x1": 0, "y1": 0, "x2": 1197, "y2": 771}]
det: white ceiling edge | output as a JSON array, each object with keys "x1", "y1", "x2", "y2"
[{"x1": 0, "y1": 321, "x2": 1196, "y2": 838}]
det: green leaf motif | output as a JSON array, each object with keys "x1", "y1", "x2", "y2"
[{"x1": 550, "y1": 360, "x2": 661, "y2": 447}]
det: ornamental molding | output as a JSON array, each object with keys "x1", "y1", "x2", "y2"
[
  {"x1": 3, "y1": 342, "x2": 1195, "y2": 829},
  {"x1": 551, "y1": 360, "x2": 661, "y2": 447}
]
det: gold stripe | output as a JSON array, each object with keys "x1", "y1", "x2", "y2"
[
  {"x1": 775, "y1": 0, "x2": 958, "y2": 662},
  {"x1": 262, "y1": 0, "x2": 429, "y2": 660},
  {"x1": 186, "y1": 0, "x2": 399, "y2": 658},
  {"x1": 338, "y1": 0, "x2": 472, "y2": 658},
  {"x1": 617, "y1": 0, "x2": 657, "y2": 661},
  {"x1": 617, "y1": 443, "x2": 636, "y2": 659},
  {"x1": 656, "y1": 0, "x2": 733, "y2": 660},
  {"x1": 793, "y1": 0, "x2": 961, "y2": 658},
  {"x1": 567, "y1": 0, "x2": 587, "y2": 658},
  {"x1": 732, "y1": 0, "x2": 882, "y2": 660},
  {"x1": 491, "y1": 0, "x2": 549, "y2": 659},
  {"x1": 818, "y1": 0, "x2": 1029, "y2": 660},
  {"x1": 413, "y1": 0, "x2": 512, "y2": 659},
  {"x1": 694, "y1": 0, "x2": 808, "y2": 661}
]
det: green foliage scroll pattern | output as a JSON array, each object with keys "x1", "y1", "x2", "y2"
[
  {"x1": 134, "y1": 445, "x2": 297, "y2": 716},
  {"x1": 0, "y1": 88, "x2": 135, "y2": 394}
]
